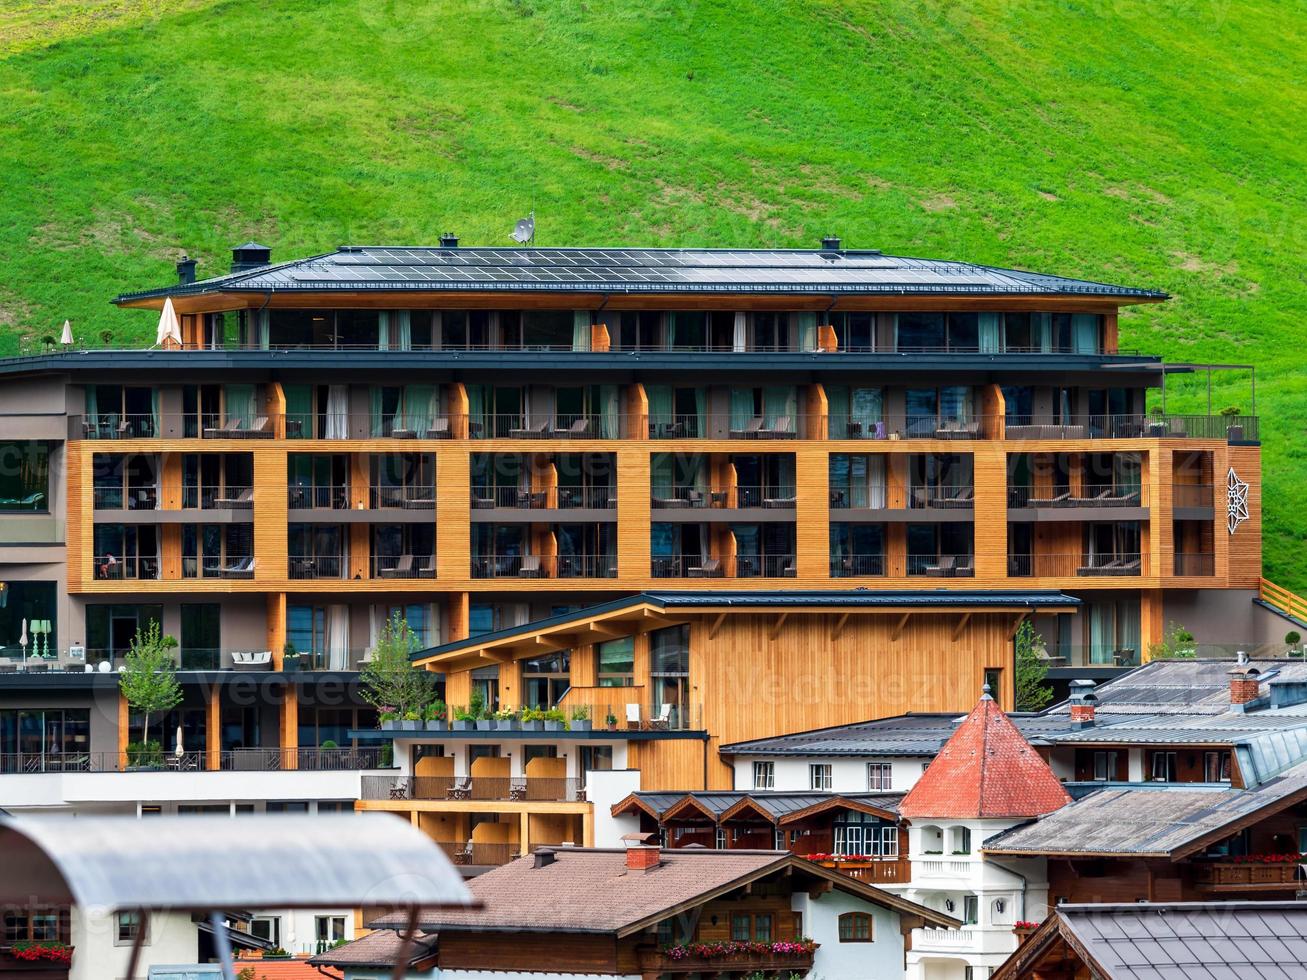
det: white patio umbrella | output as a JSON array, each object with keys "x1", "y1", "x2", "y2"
[
  {"x1": 174, "y1": 724, "x2": 184, "y2": 758},
  {"x1": 19, "y1": 619, "x2": 28, "y2": 668},
  {"x1": 59, "y1": 320, "x2": 73, "y2": 346},
  {"x1": 155, "y1": 298, "x2": 182, "y2": 348}
]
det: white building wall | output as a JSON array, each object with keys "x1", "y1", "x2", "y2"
[
  {"x1": 587, "y1": 768, "x2": 642, "y2": 847},
  {"x1": 71, "y1": 908, "x2": 197, "y2": 980},
  {"x1": 793, "y1": 888, "x2": 908, "y2": 980},
  {"x1": 732, "y1": 754, "x2": 927, "y2": 794}
]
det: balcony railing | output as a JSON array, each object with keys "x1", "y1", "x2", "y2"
[
  {"x1": 651, "y1": 554, "x2": 797, "y2": 578},
  {"x1": 92, "y1": 486, "x2": 159, "y2": 510},
  {"x1": 370, "y1": 555, "x2": 437, "y2": 579},
  {"x1": 1008, "y1": 484, "x2": 1143, "y2": 508},
  {"x1": 637, "y1": 945, "x2": 816, "y2": 974},
  {"x1": 370, "y1": 485, "x2": 436, "y2": 509},
  {"x1": 472, "y1": 486, "x2": 616, "y2": 509},
  {"x1": 1174, "y1": 553, "x2": 1216, "y2": 576},
  {"x1": 651, "y1": 486, "x2": 797, "y2": 509},
  {"x1": 288, "y1": 485, "x2": 349, "y2": 509},
  {"x1": 1005, "y1": 414, "x2": 1258, "y2": 442},
  {"x1": 92, "y1": 555, "x2": 159, "y2": 580},
  {"x1": 806, "y1": 856, "x2": 909, "y2": 884},
  {"x1": 362, "y1": 774, "x2": 584, "y2": 802},
  {"x1": 1008, "y1": 553, "x2": 1143, "y2": 577},
  {"x1": 289, "y1": 555, "x2": 347, "y2": 579},
  {"x1": 182, "y1": 484, "x2": 254, "y2": 509},
  {"x1": 439, "y1": 840, "x2": 518, "y2": 867},
  {"x1": 830, "y1": 554, "x2": 886, "y2": 577},
  {"x1": 182, "y1": 555, "x2": 254, "y2": 579},
  {"x1": 471, "y1": 554, "x2": 618, "y2": 579},
  {"x1": 0, "y1": 747, "x2": 385, "y2": 774},
  {"x1": 1194, "y1": 861, "x2": 1305, "y2": 889}
]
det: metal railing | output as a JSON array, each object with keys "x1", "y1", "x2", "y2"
[
  {"x1": 830, "y1": 555, "x2": 886, "y2": 577},
  {"x1": 361, "y1": 774, "x2": 584, "y2": 802},
  {"x1": 650, "y1": 486, "x2": 797, "y2": 509},
  {"x1": 1005, "y1": 414, "x2": 1258, "y2": 442},
  {"x1": 1007, "y1": 552, "x2": 1143, "y2": 577},
  {"x1": 92, "y1": 555, "x2": 159, "y2": 580},
  {"x1": 288, "y1": 485, "x2": 349, "y2": 509},
  {"x1": 1008, "y1": 484, "x2": 1143, "y2": 508},
  {"x1": 92, "y1": 486, "x2": 159, "y2": 510},
  {"x1": 830, "y1": 415, "x2": 986, "y2": 440},
  {"x1": 471, "y1": 554, "x2": 618, "y2": 579},
  {"x1": 648, "y1": 414, "x2": 707, "y2": 439},
  {"x1": 0, "y1": 747, "x2": 385, "y2": 774},
  {"x1": 370, "y1": 555, "x2": 437, "y2": 579},
  {"x1": 288, "y1": 555, "x2": 347, "y2": 579},
  {"x1": 182, "y1": 484, "x2": 255, "y2": 509},
  {"x1": 181, "y1": 555, "x2": 254, "y2": 579},
  {"x1": 651, "y1": 554, "x2": 797, "y2": 578},
  {"x1": 370, "y1": 485, "x2": 436, "y2": 509},
  {"x1": 908, "y1": 484, "x2": 975, "y2": 509},
  {"x1": 1174, "y1": 553, "x2": 1216, "y2": 576}
]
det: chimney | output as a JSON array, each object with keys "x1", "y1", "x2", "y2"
[
  {"x1": 1068, "y1": 679, "x2": 1098, "y2": 727},
  {"x1": 1229, "y1": 662, "x2": 1262, "y2": 707},
  {"x1": 230, "y1": 242, "x2": 272, "y2": 273},
  {"x1": 820, "y1": 235, "x2": 842, "y2": 252},
  {"x1": 533, "y1": 847, "x2": 557, "y2": 869},
  {"x1": 622, "y1": 832, "x2": 661, "y2": 871},
  {"x1": 176, "y1": 255, "x2": 197, "y2": 285},
  {"x1": 439, "y1": 232, "x2": 460, "y2": 248}
]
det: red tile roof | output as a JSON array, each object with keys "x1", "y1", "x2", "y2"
[
  {"x1": 231, "y1": 957, "x2": 323, "y2": 980},
  {"x1": 899, "y1": 693, "x2": 1071, "y2": 819}
]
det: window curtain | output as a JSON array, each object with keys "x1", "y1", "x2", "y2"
[
  {"x1": 830, "y1": 525, "x2": 847, "y2": 567},
  {"x1": 693, "y1": 387, "x2": 706, "y2": 437},
  {"x1": 1115, "y1": 453, "x2": 1142, "y2": 494},
  {"x1": 688, "y1": 456, "x2": 708, "y2": 495},
  {"x1": 826, "y1": 385, "x2": 849, "y2": 438},
  {"x1": 647, "y1": 385, "x2": 674, "y2": 433},
  {"x1": 404, "y1": 385, "x2": 435, "y2": 433},
  {"x1": 1033, "y1": 313, "x2": 1052, "y2": 353},
  {"x1": 851, "y1": 387, "x2": 882, "y2": 433},
  {"x1": 1072, "y1": 314, "x2": 1099, "y2": 354},
  {"x1": 370, "y1": 387, "x2": 386, "y2": 437},
  {"x1": 378, "y1": 312, "x2": 391, "y2": 351},
  {"x1": 1117, "y1": 600, "x2": 1141, "y2": 661},
  {"x1": 466, "y1": 384, "x2": 487, "y2": 436},
  {"x1": 225, "y1": 385, "x2": 256, "y2": 427},
  {"x1": 730, "y1": 388, "x2": 755, "y2": 431},
  {"x1": 430, "y1": 311, "x2": 443, "y2": 351},
  {"x1": 150, "y1": 388, "x2": 160, "y2": 434},
  {"x1": 85, "y1": 386, "x2": 99, "y2": 427},
  {"x1": 866, "y1": 455, "x2": 887, "y2": 509},
  {"x1": 251, "y1": 309, "x2": 269, "y2": 350},
  {"x1": 732, "y1": 312, "x2": 746, "y2": 352},
  {"x1": 325, "y1": 605, "x2": 349, "y2": 671},
  {"x1": 651, "y1": 455, "x2": 675, "y2": 499},
  {"x1": 325, "y1": 385, "x2": 349, "y2": 439},
  {"x1": 1088, "y1": 602, "x2": 1114, "y2": 664},
  {"x1": 763, "y1": 386, "x2": 796, "y2": 428},
  {"x1": 600, "y1": 385, "x2": 620, "y2": 438},
  {"x1": 939, "y1": 386, "x2": 972, "y2": 423},
  {"x1": 798, "y1": 312, "x2": 817, "y2": 352},
  {"x1": 978, "y1": 313, "x2": 1002, "y2": 353},
  {"x1": 285, "y1": 384, "x2": 313, "y2": 439},
  {"x1": 396, "y1": 311, "x2": 413, "y2": 351},
  {"x1": 573, "y1": 312, "x2": 591, "y2": 352}
]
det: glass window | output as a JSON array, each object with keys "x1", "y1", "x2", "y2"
[
  {"x1": 116, "y1": 911, "x2": 146, "y2": 944},
  {"x1": 0, "y1": 442, "x2": 50, "y2": 511},
  {"x1": 597, "y1": 636, "x2": 635, "y2": 687},
  {"x1": 522, "y1": 651, "x2": 571, "y2": 708},
  {"x1": 1204, "y1": 751, "x2": 1231, "y2": 782},
  {"x1": 315, "y1": 915, "x2": 346, "y2": 942},
  {"x1": 897, "y1": 313, "x2": 945, "y2": 351},
  {"x1": 1093, "y1": 751, "x2": 1117, "y2": 781},
  {"x1": 1151, "y1": 751, "x2": 1178, "y2": 782},
  {"x1": 650, "y1": 625, "x2": 690, "y2": 727},
  {"x1": 963, "y1": 895, "x2": 979, "y2": 926},
  {"x1": 839, "y1": 912, "x2": 873, "y2": 942},
  {"x1": 753, "y1": 761, "x2": 775, "y2": 790},
  {"x1": 810, "y1": 763, "x2": 832, "y2": 790},
  {"x1": 731, "y1": 913, "x2": 750, "y2": 942},
  {"x1": 754, "y1": 914, "x2": 772, "y2": 941},
  {"x1": 867, "y1": 763, "x2": 892, "y2": 791}
]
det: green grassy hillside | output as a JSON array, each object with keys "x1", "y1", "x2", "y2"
[{"x1": 0, "y1": 0, "x2": 1303, "y2": 588}]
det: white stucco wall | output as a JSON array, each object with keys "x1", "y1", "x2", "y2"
[
  {"x1": 72, "y1": 907, "x2": 197, "y2": 980},
  {"x1": 793, "y1": 888, "x2": 907, "y2": 980},
  {"x1": 587, "y1": 768, "x2": 642, "y2": 846},
  {"x1": 731, "y1": 754, "x2": 927, "y2": 794}
]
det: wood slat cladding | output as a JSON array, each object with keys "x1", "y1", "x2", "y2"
[
  {"x1": 1226, "y1": 444, "x2": 1261, "y2": 588},
  {"x1": 973, "y1": 442, "x2": 1008, "y2": 579},
  {"x1": 629, "y1": 738, "x2": 710, "y2": 792}
]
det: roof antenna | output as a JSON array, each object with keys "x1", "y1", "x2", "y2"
[{"x1": 510, "y1": 210, "x2": 536, "y2": 246}]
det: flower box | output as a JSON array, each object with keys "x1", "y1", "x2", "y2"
[
  {"x1": 451, "y1": 720, "x2": 474, "y2": 731},
  {"x1": 475, "y1": 719, "x2": 494, "y2": 731},
  {"x1": 424, "y1": 720, "x2": 447, "y2": 732},
  {"x1": 520, "y1": 720, "x2": 543, "y2": 732},
  {"x1": 571, "y1": 719, "x2": 593, "y2": 731},
  {"x1": 494, "y1": 719, "x2": 519, "y2": 731}
]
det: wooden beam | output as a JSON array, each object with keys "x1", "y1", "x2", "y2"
[
  {"x1": 480, "y1": 650, "x2": 515, "y2": 664},
  {"x1": 952, "y1": 612, "x2": 972, "y2": 642},
  {"x1": 829, "y1": 612, "x2": 850, "y2": 642},
  {"x1": 587, "y1": 621, "x2": 626, "y2": 639},
  {"x1": 807, "y1": 880, "x2": 833, "y2": 900},
  {"x1": 1008, "y1": 612, "x2": 1028, "y2": 639},
  {"x1": 707, "y1": 612, "x2": 728, "y2": 640},
  {"x1": 891, "y1": 612, "x2": 911, "y2": 642},
  {"x1": 768, "y1": 613, "x2": 789, "y2": 640}
]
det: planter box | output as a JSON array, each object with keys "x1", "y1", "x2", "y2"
[
  {"x1": 543, "y1": 720, "x2": 564, "y2": 732},
  {"x1": 399, "y1": 720, "x2": 421, "y2": 731},
  {"x1": 380, "y1": 720, "x2": 400, "y2": 731},
  {"x1": 570, "y1": 719, "x2": 593, "y2": 731},
  {"x1": 424, "y1": 720, "x2": 447, "y2": 732},
  {"x1": 494, "y1": 719, "x2": 519, "y2": 731},
  {"x1": 451, "y1": 720, "x2": 474, "y2": 731},
  {"x1": 520, "y1": 720, "x2": 543, "y2": 732},
  {"x1": 475, "y1": 719, "x2": 494, "y2": 731}
]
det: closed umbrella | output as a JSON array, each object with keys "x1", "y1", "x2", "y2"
[
  {"x1": 155, "y1": 298, "x2": 182, "y2": 349},
  {"x1": 174, "y1": 724, "x2": 184, "y2": 758},
  {"x1": 59, "y1": 320, "x2": 73, "y2": 346}
]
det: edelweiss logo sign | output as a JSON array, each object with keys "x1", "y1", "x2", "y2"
[{"x1": 1227, "y1": 467, "x2": 1250, "y2": 535}]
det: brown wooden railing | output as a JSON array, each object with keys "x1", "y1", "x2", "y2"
[{"x1": 1261, "y1": 579, "x2": 1307, "y2": 626}]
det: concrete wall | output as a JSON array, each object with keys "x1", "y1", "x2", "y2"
[{"x1": 1164, "y1": 589, "x2": 1293, "y2": 649}]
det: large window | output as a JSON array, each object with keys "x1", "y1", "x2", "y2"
[
  {"x1": 838, "y1": 912, "x2": 874, "y2": 942},
  {"x1": 809, "y1": 763, "x2": 832, "y2": 790},
  {"x1": 522, "y1": 652, "x2": 571, "y2": 708},
  {"x1": 0, "y1": 580, "x2": 57, "y2": 661},
  {"x1": 0, "y1": 708, "x2": 90, "y2": 769},
  {"x1": 867, "y1": 763, "x2": 892, "y2": 791},
  {"x1": 86, "y1": 604, "x2": 162, "y2": 665},
  {"x1": 0, "y1": 441, "x2": 50, "y2": 511},
  {"x1": 597, "y1": 637, "x2": 634, "y2": 687},
  {"x1": 753, "y1": 761, "x2": 775, "y2": 790},
  {"x1": 650, "y1": 625, "x2": 690, "y2": 727},
  {"x1": 833, "y1": 811, "x2": 898, "y2": 857},
  {"x1": 3, "y1": 908, "x2": 67, "y2": 943}
]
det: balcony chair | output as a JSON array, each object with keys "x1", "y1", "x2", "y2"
[
  {"x1": 686, "y1": 489, "x2": 707, "y2": 508},
  {"x1": 518, "y1": 555, "x2": 544, "y2": 578},
  {"x1": 930, "y1": 486, "x2": 974, "y2": 509},
  {"x1": 1068, "y1": 489, "x2": 1112, "y2": 507},
  {"x1": 425, "y1": 418, "x2": 451, "y2": 438},
  {"x1": 204, "y1": 418, "x2": 243, "y2": 439},
  {"x1": 510, "y1": 420, "x2": 550, "y2": 438},
  {"x1": 402, "y1": 490, "x2": 435, "y2": 510},
  {"x1": 625, "y1": 704, "x2": 641, "y2": 730},
  {"x1": 220, "y1": 556, "x2": 255, "y2": 579},
  {"x1": 729, "y1": 417, "x2": 764, "y2": 439},
  {"x1": 687, "y1": 558, "x2": 724, "y2": 578},
  {"x1": 1101, "y1": 489, "x2": 1142, "y2": 506},
  {"x1": 0, "y1": 492, "x2": 45, "y2": 510},
  {"x1": 446, "y1": 776, "x2": 472, "y2": 800},
  {"x1": 652, "y1": 494, "x2": 690, "y2": 509},
  {"x1": 241, "y1": 417, "x2": 273, "y2": 439},
  {"x1": 379, "y1": 555, "x2": 414, "y2": 579},
  {"x1": 649, "y1": 704, "x2": 673, "y2": 731},
  {"x1": 935, "y1": 419, "x2": 981, "y2": 440},
  {"x1": 471, "y1": 491, "x2": 494, "y2": 509},
  {"x1": 759, "y1": 415, "x2": 796, "y2": 439},
  {"x1": 953, "y1": 556, "x2": 975, "y2": 577},
  {"x1": 388, "y1": 422, "x2": 417, "y2": 439},
  {"x1": 924, "y1": 556, "x2": 956, "y2": 577},
  {"x1": 763, "y1": 493, "x2": 797, "y2": 509},
  {"x1": 1029, "y1": 491, "x2": 1071, "y2": 508},
  {"x1": 215, "y1": 487, "x2": 254, "y2": 509},
  {"x1": 564, "y1": 418, "x2": 595, "y2": 438}
]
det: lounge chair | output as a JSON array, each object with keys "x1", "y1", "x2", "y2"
[
  {"x1": 759, "y1": 416, "x2": 796, "y2": 439},
  {"x1": 686, "y1": 490, "x2": 706, "y2": 508},
  {"x1": 954, "y1": 557, "x2": 975, "y2": 577},
  {"x1": 1029, "y1": 491, "x2": 1071, "y2": 508},
  {"x1": 935, "y1": 420, "x2": 981, "y2": 440},
  {"x1": 729, "y1": 417, "x2": 764, "y2": 439},
  {"x1": 471, "y1": 492, "x2": 494, "y2": 509},
  {"x1": 648, "y1": 704, "x2": 673, "y2": 731},
  {"x1": 518, "y1": 555, "x2": 544, "y2": 578},
  {"x1": 388, "y1": 424, "x2": 417, "y2": 439},
  {"x1": 402, "y1": 491, "x2": 435, "y2": 510},
  {"x1": 380, "y1": 555, "x2": 414, "y2": 579},
  {"x1": 220, "y1": 556, "x2": 255, "y2": 579},
  {"x1": 930, "y1": 486, "x2": 974, "y2": 509},
  {"x1": 1078, "y1": 558, "x2": 1121, "y2": 576},
  {"x1": 446, "y1": 776, "x2": 472, "y2": 800},
  {"x1": 763, "y1": 495, "x2": 797, "y2": 509},
  {"x1": 625, "y1": 704, "x2": 641, "y2": 730},
  {"x1": 564, "y1": 418, "x2": 594, "y2": 438},
  {"x1": 924, "y1": 556, "x2": 956, "y2": 577},
  {"x1": 204, "y1": 418, "x2": 242, "y2": 439},
  {"x1": 0, "y1": 492, "x2": 45, "y2": 510},
  {"x1": 509, "y1": 420, "x2": 549, "y2": 438},
  {"x1": 215, "y1": 487, "x2": 254, "y2": 509},
  {"x1": 687, "y1": 558, "x2": 724, "y2": 578},
  {"x1": 1068, "y1": 489, "x2": 1111, "y2": 507},
  {"x1": 651, "y1": 495, "x2": 689, "y2": 509},
  {"x1": 425, "y1": 418, "x2": 450, "y2": 439}
]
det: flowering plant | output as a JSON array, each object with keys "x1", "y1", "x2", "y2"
[
  {"x1": 1014, "y1": 920, "x2": 1041, "y2": 929},
  {"x1": 661, "y1": 939, "x2": 816, "y2": 960},
  {"x1": 1226, "y1": 852, "x2": 1307, "y2": 864},
  {"x1": 802, "y1": 852, "x2": 881, "y2": 863},
  {"x1": 8, "y1": 941, "x2": 73, "y2": 965}
]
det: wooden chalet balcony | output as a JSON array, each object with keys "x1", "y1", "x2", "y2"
[
  {"x1": 636, "y1": 944, "x2": 817, "y2": 975},
  {"x1": 1195, "y1": 860, "x2": 1305, "y2": 891},
  {"x1": 806, "y1": 856, "x2": 909, "y2": 884}
]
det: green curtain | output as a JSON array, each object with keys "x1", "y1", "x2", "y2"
[
  {"x1": 370, "y1": 387, "x2": 385, "y2": 437},
  {"x1": 647, "y1": 385, "x2": 674, "y2": 433},
  {"x1": 397, "y1": 311, "x2": 412, "y2": 351},
  {"x1": 830, "y1": 525, "x2": 846, "y2": 566},
  {"x1": 1117, "y1": 600, "x2": 1141, "y2": 662},
  {"x1": 730, "y1": 388, "x2": 755, "y2": 431},
  {"x1": 84, "y1": 386, "x2": 98, "y2": 427},
  {"x1": 827, "y1": 385, "x2": 849, "y2": 438},
  {"x1": 255, "y1": 310, "x2": 270, "y2": 350},
  {"x1": 378, "y1": 312, "x2": 391, "y2": 351},
  {"x1": 651, "y1": 455, "x2": 675, "y2": 498},
  {"x1": 1072, "y1": 314, "x2": 1098, "y2": 354},
  {"x1": 1115, "y1": 453, "x2": 1142, "y2": 494},
  {"x1": 693, "y1": 387, "x2": 706, "y2": 437},
  {"x1": 763, "y1": 386, "x2": 795, "y2": 428},
  {"x1": 573, "y1": 311, "x2": 591, "y2": 351},
  {"x1": 600, "y1": 385, "x2": 620, "y2": 438},
  {"x1": 851, "y1": 387, "x2": 882, "y2": 433},
  {"x1": 285, "y1": 385, "x2": 313, "y2": 440},
  {"x1": 1089, "y1": 602, "x2": 1114, "y2": 664},
  {"x1": 978, "y1": 313, "x2": 1002, "y2": 353},
  {"x1": 225, "y1": 385, "x2": 255, "y2": 427},
  {"x1": 150, "y1": 389, "x2": 160, "y2": 435},
  {"x1": 466, "y1": 384, "x2": 487, "y2": 436},
  {"x1": 798, "y1": 312, "x2": 817, "y2": 352},
  {"x1": 405, "y1": 385, "x2": 435, "y2": 433},
  {"x1": 1033, "y1": 313, "x2": 1052, "y2": 353}
]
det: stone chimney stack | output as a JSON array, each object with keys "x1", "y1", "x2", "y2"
[
  {"x1": 1229, "y1": 661, "x2": 1262, "y2": 706},
  {"x1": 1068, "y1": 679, "x2": 1097, "y2": 727}
]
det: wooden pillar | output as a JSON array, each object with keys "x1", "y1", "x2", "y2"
[
  {"x1": 626, "y1": 383, "x2": 648, "y2": 441},
  {"x1": 572, "y1": 643, "x2": 597, "y2": 688},
  {"x1": 1103, "y1": 312, "x2": 1119, "y2": 354},
  {"x1": 350, "y1": 453, "x2": 369, "y2": 509},
  {"x1": 267, "y1": 592, "x2": 287, "y2": 668},
  {"x1": 972, "y1": 443, "x2": 1007, "y2": 580},
  {"x1": 804, "y1": 383, "x2": 828, "y2": 440},
  {"x1": 252, "y1": 448, "x2": 287, "y2": 583},
  {"x1": 445, "y1": 669, "x2": 471, "y2": 712},
  {"x1": 794, "y1": 445, "x2": 828, "y2": 580},
  {"x1": 590, "y1": 322, "x2": 611, "y2": 353},
  {"x1": 160, "y1": 525, "x2": 183, "y2": 580},
  {"x1": 447, "y1": 591, "x2": 469, "y2": 642},
  {"x1": 350, "y1": 523, "x2": 370, "y2": 580},
  {"x1": 617, "y1": 447, "x2": 651, "y2": 580},
  {"x1": 448, "y1": 382, "x2": 470, "y2": 439},
  {"x1": 582, "y1": 806, "x2": 595, "y2": 847},
  {"x1": 206, "y1": 685, "x2": 221, "y2": 771},
  {"x1": 437, "y1": 449, "x2": 471, "y2": 581},
  {"x1": 160, "y1": 452, "x2": 183, "y2": 509},
  {"x1": 280, "y1": 682, "x2": 299, "y2": 770},
  {"x1": 266, "y1": 381, "x2": 287, "y2": 439},
  {"x1": 1140, "y1": 591, "x2": 1165, "y2": 661},
  {"x1": 117, "y1": 693, "x2": 129, "y2": 770},
  {"x1": 520, "y1": 811, "x2": 531, "y2": 857}
]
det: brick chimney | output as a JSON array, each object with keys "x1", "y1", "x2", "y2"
[
  {"x1": 622, "y1": 832, "x2": 661, "y2": 871},
  {"x1": 1229, "y1": 662, "x2": 1262, "y2": 706},
  {"x1": 1068, "y1": 679, "x2": 1097, "y2": 727}
]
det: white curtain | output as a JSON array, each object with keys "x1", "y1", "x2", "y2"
[
  {"x1": 326, "y1": 605, "x2": 349, "y2": 671},
  {"x1": 325, "y1": 385, "x2": 349, "y2": 439},
  {"x1": 732, "y1": 312, "x2": 746, "y2": 352}
]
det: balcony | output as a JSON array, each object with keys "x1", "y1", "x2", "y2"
[
  {"x1": 471, "y1": 554, "x2": 617, "y2": 579},
  {"x1": 370, "y1": 554, "x2": 436, "y2": 580},
  {"x1": 471, "y1": 486, "x2": 615, "y2": 510},
  {"x1": 636, "y1": 944, "x2": 816, "y2": 975},
  {"x1": 183, "y1": 484, "x2": 254, "y2": 510},
  {"x1": 288, "y1": 554, "x2": 346, "y2": 579},
  {"x1": 437, "y1": 840, "x2": 518, "y2": 867},
  {"x1": 1005, "y1": 413, "x2": 1258, "y2": 442},
  {"x1": 361, "y1": 774, "x2": 585, "y2": 803},
  {"x1": 651, "y1": 486, "x2": 796, "y2": 510},
  {"x1": 288, "y1": 485, "x2": 349, "y2": 510},
  {"x1": 805, "y1": 855, "x2": 909, "y2": 884},
  {"x1": 0, "y1": 747, "x2": 385, "y2": 774},
  {"x1": 651, "y1": 554, "x2": 796, "y2": 578},
  {"x1": 1008, "y1": 553, "x2": 1142, "y2": 577},
  {"x1": 1194, "y1": 860, "x2": 1305, "y2": 891},
  {"x1": 917, "y1": 927, "x2": 976, "y2": 949},
  {"x1": 92, "y1": 486, "x2": 158, "y2": 510},
  {"x1": 370, "y1": 485, "x2": 436, "y2": 510},
  {"x1": 1008, "y1": 484, "x2": 1143, "y2": 509},
  {"x1": 92, "y1": 555, "x2": 158, "y2": 580},
  {"x1": 830, "y1": 554, "x2": 886, "y2": 577}
]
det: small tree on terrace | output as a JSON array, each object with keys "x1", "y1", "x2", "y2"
[
  {"x1": 1014, "y1": 619, "x2": 1053, "y2": 712},
  {"x1": 360, "y1": 614, "x2": 435, "y2": 720},
  {"x1": 118, "y1": 621, "x2": 182, "y2": 751}
]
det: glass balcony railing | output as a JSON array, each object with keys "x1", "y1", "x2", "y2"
[
  {"x1": 651, "y1": 555, "x2": 797, "y2": 578},
  {"x1": 650, "y1": 486, "x2": 796, "y2": 509},
  {"x1": 1008, "y1": 553, "x2": 1142, "y2": 577}
]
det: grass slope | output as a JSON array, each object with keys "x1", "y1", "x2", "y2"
[{"x1": 0, "y1": 0, "x2": 1303, "y2": 589}]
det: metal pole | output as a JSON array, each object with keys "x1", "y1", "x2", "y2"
[
  {"x1": 1207, "y1": 367, "x2": 1212, "y2": 417},
  {"x1": 123, "y1": 908, "x2": 150, "y2": 980},
  {"x1": 1251, "y1": 366, "x2": 1256, "y2": 417},
  {"x1": 210, "y1": 910, "x2": 236, "y2": 980},
  {"x1": 390, "y1": 905, "x2": 420, "y2": 980}
]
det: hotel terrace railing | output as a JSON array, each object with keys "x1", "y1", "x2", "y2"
[
  {"x1": 826, "y1": 554, "x2": 976, "y2": 577},
  {"x1": 92, "y1": 555, "x2": 159, "y2": 580},
  {"x1": 68, "y1": 412, "x2": 1260, "y2": 443},
  {"x1": 370, "y1": 485, "x2": 437, "y2": 509},
  {"x1": 290, "y1": 482, "x2": 437, "y2": 511},
  {"x1": 183, "y1": 484, "x2": 255, "y2": 509},
  {"x1": 1008, "y1": 553, "x2": 1143, "y2": 577},
  {"x1": 651, "y1": 486, "x2": 797, "y2": 509},
  {"x1": 370, "y1": 555, "x2": 437, "y2": 579},
  {"x1": 471, "y1": 554, "x2": 618, "y2": 579},
  {"x1": 288, "y1": 485, "x2": 349, "y2": 509},
  {"x1": 1007, "y1": 484, "x2": 1143, "y2": 508},
  {"x1": 288, "y1": 554, "x2": 347, "y2": 579},
  {"x1": 651, "y1": 555, "x2": 798, "y2": 578},
  {"x1": 0, "y1": 747, "x2": 385, "y2": 774},
  {"x1": 361, "y1": 774, "x2": 585, "y2": 803},
  {"x1": 472, "y1": 486, "x2": 616, "y2": 509},
  {"x1": 182, "y1": 555, "x2": 254, "y2": 580}
]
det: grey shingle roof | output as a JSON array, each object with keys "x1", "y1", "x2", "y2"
[
  {"x1": 984, "y1": 763, "x2": 1307, "y2": 857},
  {"x1": 1056, "y1": 903, "x2": 1307, "y2": 980},
  {"x1": 309, "y1": 929, "x2": 437, "y2": 967},
  {"x1": 1046, "y1": 659, "x2": 1307, "y2": 717},
  {"x1": 624, "y1": 791, "x2": 904, "y2": 820},
  {"x1": 114, "y1": 245, "x2": 1166, "y2": 303}
]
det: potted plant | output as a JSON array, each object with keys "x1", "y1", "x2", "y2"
[
  {"x1": 494, "y1": 707, "x2": 519, "y2": 731},
  {"x1": 1220, "y1": 405, "x2": 1244, "y2": 441},
  {"x1": 282, "y1": 651, "x2": 301, "y2": 673},
  {"x1": 400, "y1": 709, "x2": 422, "y2": 731},
  {"x1": 520, "y1": 706, "x2": 544, "y2": 732},
  {"x1": 379, "y1": 709, "x2": 399, "y2": 731},
  {"x1": 451, "y1": 706, "x2": 476, "y2": 731},
  {"x1": 263, "y1": 946, "x2": 290, "y2": 960},
  {"x1": 1287, "y1": 631, "x2": 1302, "y2": 658},
  {"x1": 424, "y1": 700, "x2": 448, "y2": 731},
  {"x1": 125, "y1": 739, "x2": 163, "y2": 771},
  {"x1": 605, "y1": 711, "x2": 618, "y2": 732},
  {"x1": 1013, "y1": 920, "x2": 1040, "y2": 943},
  {"x1": 471, "y1": 690, "x2": 493, "y2": 731},
  {"x1": 543, "y1": 707, "x2": 567, "y2": 732},
  {"x1": 569, "y1": 705, "x2": 592, "y2": 731}
]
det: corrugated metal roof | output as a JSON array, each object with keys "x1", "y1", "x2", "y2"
[
  {"x1": 114, "y1": 245, "x2": 1167, "y2": 302},
  {"x1": 984, "y1": 763, "x2": 1307, "y2": 857},
  {"x1": 1056, "y1": 902, "x2": 1307, "y2": 980}
]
